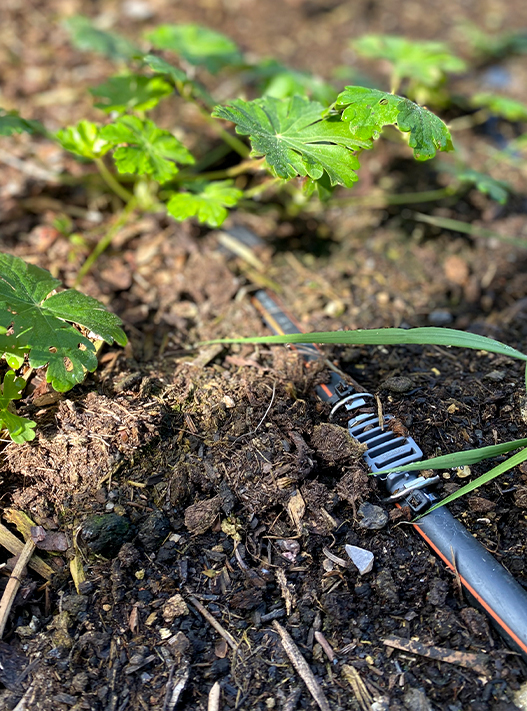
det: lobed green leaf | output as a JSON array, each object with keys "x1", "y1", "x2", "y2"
[
  {"x1": 146, "y1": 23, "x2": 243, "y2": 74},
  {"x1": 166, "y1": 180, "x2": 243, "y2": 227},
  {"x1": 63, "y1": 15, "x2": 140, "y2": 61},
  {"x1": 0, "y1": 253, "x2": 127, "y2": 392},
  {"x1": 336, "y1": 86, "x2": 454, "y2": 160},
  {"x1": 213, "y1": 95, "x2": 366, "y2": 187},
  {"x1": 352, "y1": 35, "x2": 466, "y2": 88},
  {"x1": 100, "y1": 116, "x2": 195, "y2": 183},
  {"x1": 90, "y1": 74, "x2": 173, "y2": 113},
  {"x1": 56, "y1": 120, "x2": 111, "y2": 160}
]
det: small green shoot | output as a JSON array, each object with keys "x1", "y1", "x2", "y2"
[
  {"x1": 352, "y1": 35, "x2": 466, "y2": 94},
  {"x1": 166, "y1": 180, "x2": 243, "y2": 227},
  {"x1": 0, "y1": 371, "x2": 37, "y2": 443}
]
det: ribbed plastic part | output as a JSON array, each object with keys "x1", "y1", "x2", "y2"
[{"x1": 348, "y1": 413, "x2": 423, "y2": 473}]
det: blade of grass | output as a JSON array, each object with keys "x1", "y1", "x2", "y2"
[
  {"x1": 204, "y1": 327, "x2": 527, "y2": 363},
  {"x1": 424, "y1": 447, "x2": 527, "y2": 514},
  {"x1": 373, "y1": 438, "x2": 527, "y2": 476}
]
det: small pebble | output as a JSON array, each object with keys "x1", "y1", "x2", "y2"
[
  {"x1": 381, "y1": 376, "x2": 413, "y2": 393},
  {"x1": 358, "y1": 502, "x2": 388, "y2": 530},
  {"x1": 428, "y1": 309, "x2": 453, "y2": 326},
  {"x1": 345, "y1": 544, "x2": 374, "y2": 575}
]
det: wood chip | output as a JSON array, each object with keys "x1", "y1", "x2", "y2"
[{"x1": 383, "y1": 635, "x2": 488, "y2": 674}]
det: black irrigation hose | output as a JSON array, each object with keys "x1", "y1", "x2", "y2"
[{"x1": 223, "y1": 227, "x2": 527, "y2": 662}]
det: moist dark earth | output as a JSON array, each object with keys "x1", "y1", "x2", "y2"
[{"x1": 1, "y1": 0, "x2": 527, "y2": 709}]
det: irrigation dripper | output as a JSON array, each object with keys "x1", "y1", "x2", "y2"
[{"x1": 221, "y1": 227, "x2": 527, "y2": 664}]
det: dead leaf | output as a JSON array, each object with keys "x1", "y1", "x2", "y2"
[{"x1": 287, "y1": 491, "x2": 305, "y2": 533}]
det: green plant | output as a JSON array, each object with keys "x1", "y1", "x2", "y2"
[
  {"x1": 0, "y1": 254, "x2": 127, "y2": 442},
  {"x1": 351, "y1": 35, "x2": 466, "y2": 99},
  {"x1": 206, "y1": 328, "x2": 527, "y2": 510},
  {"x1": 1, "y1": 19, "x2": 454, "y2": 266}
]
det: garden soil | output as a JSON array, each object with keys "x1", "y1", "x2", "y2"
[{"x1": 1, "y1": 0, "x2": 527, "y2": 709}]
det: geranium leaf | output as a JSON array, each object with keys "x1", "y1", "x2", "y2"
[
  {"x1": 440, "y1": 163, "x2": 511, "y2": 204},
  {"x1": 0, "y1": 110, "x2": 43, "y2": 136},
  {"x1": 336, "y1": 86, "x2": 454, "y2": 160},
  {"x1": 64, "y1": 15, "x2": 140, "y2": 61},
  {"x1": 353, "y1": 35, "x2": 466, "y2": 87},
  {"x1": 100, "y1": 116, "x2": 195, "y2": 183},
  {"x1": 472, "y1": 93, "x2": 527, "y2": 121},
  {"x1": 56, "y1": 120, "x2": 111, "y2": 160},
  {"x1": 0, "y1": 253, "x2": 127, "y2": 392},
  {"x1": 213, "y1": 95, "x2": 365, "y2": 187},
  {"x1": 166, "y1": 180, "x2": 243, "y2": 227},
  {"x1": 146, "y1": 23, "x2": 243, "y2": 73},
  {"x1": 90, "y1": 74, "x2": 173, "y2": 113}
]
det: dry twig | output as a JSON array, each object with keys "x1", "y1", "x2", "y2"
[
  {"x1": 0, "y1": 538, "x2": 36, "y2": 638},
  {"x1": 272, "y1": 620, "x2": 330, "y2": 711},
  {"x1": 0, "y1": 522, "x2": 53, "y2": 580},
  {"x1": 188, "y1": 596, "x2": 239, "y2": 651},
  {"x1": 314, "y1": 631, "x2": 337, "y2": 664}
]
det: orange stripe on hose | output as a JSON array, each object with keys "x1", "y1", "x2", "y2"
[{"x1": 412, "y1": 521, "x2": 527, "y2": 656}]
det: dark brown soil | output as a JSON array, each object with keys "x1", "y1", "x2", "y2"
[{"x1": 1, "y1": 1, "x2": 527, "y2": 710}]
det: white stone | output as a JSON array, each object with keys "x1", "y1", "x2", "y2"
[{"x1": 345, "y1": 544, "x2": 374, "y2": 575}]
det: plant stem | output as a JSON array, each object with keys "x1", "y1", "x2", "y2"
[
  {"x1": 94, "y1": 158, "x2": 134, "y2": 202},
  {"x1": 198, "y1": 107, "x2": 251, "y2": 158},
  {"x1": 412, "y1": 211, "x2": 527, "y2": 247},
  {"x1": 448, "y1": 109, "x2": 489, "y2": 132},
  {"x1": 75, "y1": 197, "x2": 137, "y2": 286},
  {"x1": 329, "y1": 187, "x2": 455, "y2": 208},
  {"x1": 243, "y1": 176, "x2": 282, "y2": 198},
  {"x1": 176, "y1": 157, "x2": 265, "y2": 183}
]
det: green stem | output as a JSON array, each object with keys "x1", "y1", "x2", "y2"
[
  {"x1": 243, "y1": 177, "x2": 282, "y2": 198},
  {"x1": 329, "y1": 187, "x2": 455, "y2": 208},
  {"x1": 198, "y1": 107, "x2": 251, "y2": 159},
  {"x1": 448, "y1": 109, "x2": 489, "y2": 132},
  {"x1": 412, "y1": 211, "x2": 527, "y2": 247},
  {"x1": 176, "y1": 158, "x2": 265, "y2": 183},
  {"x1": 94, "y1": 158, "x2": 134, "y2": 203},
  {"x1": 74, "y1": 197, "x2": 137, "y2": 286}
]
